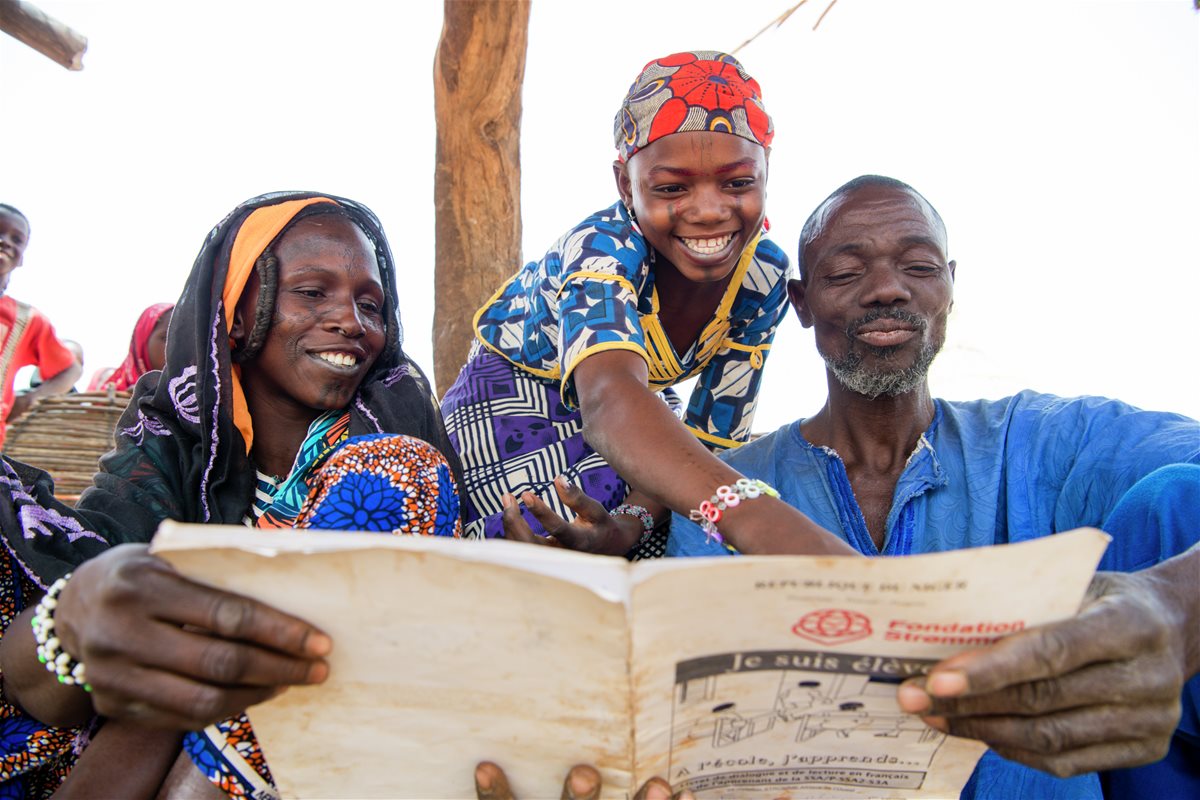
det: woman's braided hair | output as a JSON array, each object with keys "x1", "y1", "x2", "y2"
[
  {"x1": 231, "y1": 247, "x2": 279, "y2": 364},
  {"x1": 231, "y1": 204, "x2": 388, "y2": 364}
]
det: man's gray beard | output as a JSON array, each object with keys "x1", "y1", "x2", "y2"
[{"x1": 823, "y1": 340, "x2": 940, "y2": 399}]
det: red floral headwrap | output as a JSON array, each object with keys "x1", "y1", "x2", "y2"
[{"x1": 614, "y1": 50, "x2": 773, "y2": 162}]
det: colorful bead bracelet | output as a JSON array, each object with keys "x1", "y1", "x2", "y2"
[
  {"x1": 31, "y1": 574, "x2": 90, "y2": 691},
  {"x1": 610, "y1": 503, "x2": 656, "y2": 545},
  {"x1": 689, "y1": 478, "x2": 780, "y2": 546}
]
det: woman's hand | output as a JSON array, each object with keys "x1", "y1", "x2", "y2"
[
  {"x1": 43, "y1": 544, "x2": 331, "y2": 730},
  {"x1": 474, "y1": 761, "x2": 687, "y2": 800},
  {"x1": 49, "y1": 721, "x2": 184, "y2": 800},
  {"x1": 500, "y1": 477, "x2": 642, "y2": 555}
]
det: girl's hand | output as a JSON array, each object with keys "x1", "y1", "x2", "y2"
[
  {"x1": 501, "y1": 477, "x2": 642, "y2": 555},
  {"x1": 50, "y1": 544, "x2": 331, "y2": 730}
]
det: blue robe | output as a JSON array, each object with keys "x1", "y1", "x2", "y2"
[{"x1": 669, "y1": 391, "x2": 1200, "y2": 800}]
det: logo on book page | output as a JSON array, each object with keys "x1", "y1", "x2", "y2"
[{"x1": 791, "y1": 608, "x2": 872, "y2": 645}]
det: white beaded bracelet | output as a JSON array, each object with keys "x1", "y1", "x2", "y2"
[{"x1": 31, "y1": 574, "x2": 90, "y2": 691}]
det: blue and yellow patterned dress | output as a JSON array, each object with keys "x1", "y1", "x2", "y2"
[{"x1": 440, "y1": 202, "x2": 791, "y2": 551}]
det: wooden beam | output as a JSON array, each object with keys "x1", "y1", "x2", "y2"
[
  {"x1": 432, "y1": 0, "x2": 530, "y2": 396},
  {"x1": 0, "y1": 0, "x2": 87, "y2": 71}
]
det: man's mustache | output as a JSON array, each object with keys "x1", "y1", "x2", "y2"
[{"x1": 845, "y1": 308, "x2": 928, "y2": 338}]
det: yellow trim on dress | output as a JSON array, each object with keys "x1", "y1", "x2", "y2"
[
  {"x1": 470, "y1": 270, "x2": 561, "y2": 380},
  {"x1": 722, "y1": 340, "x2": 771, "y2": 369},
  {"x1": 699, "y1": 232, "x2": 760, "y2": 342},
  {"x1": 470, "y1": 234, "x2": 765, "y2": 428},
  {"x1": 687, "y1": 425, "x2": 747, "y2": 450},
  {"x1": 561, "y1": 341, "x2": 652, "y2": 402},
  {"x1": 472, "y1": 270, "x2": 648, "y2": 382},
  {"x1": 642, "y1": 310, "x2": 682, "y2": 383},
  {"x1": 471, "y1": 268, "x2": 521, "y2": 338},
  {"x1": 637, "y1": 232, "x2": 762, "y2": 387}
]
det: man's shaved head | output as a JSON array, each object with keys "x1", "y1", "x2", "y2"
[{"x1": 797, "y1": 175, "x2": 946, "y2": 281}]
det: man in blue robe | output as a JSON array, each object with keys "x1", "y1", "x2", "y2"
[{"x1": 669, "y1": 175, "x2": 1200, "y2": 800}]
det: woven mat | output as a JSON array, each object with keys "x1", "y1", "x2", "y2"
[{"x1": 4, "y1": 390, "x2": 132, "y2": 502}]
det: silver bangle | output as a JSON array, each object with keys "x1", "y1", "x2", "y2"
[{"x1": 610, "y1": 503, "x2": 655, "y2": 544}]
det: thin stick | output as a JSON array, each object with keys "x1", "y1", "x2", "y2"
[
  {"x1": 732, "y1": 0, "x2": 810, "y2": 54},
  {"x1": 813, "y1": 0, "x2": 840, "y2": 30}
]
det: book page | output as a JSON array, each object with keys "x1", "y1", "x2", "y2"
[
  {"x1": 152, "y1": 523, "x2": 636, "y2": 800},
  {"x1": 629, "y1": 529, "x2": 1110, "y2": 799},
  {"x1": 153, "y1": 525, "x2": 1108, "y2": 800}
]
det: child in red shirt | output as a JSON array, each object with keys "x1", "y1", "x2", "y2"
[{"x1": 0, "y1": 204, "x2": 82, "y2": 447}]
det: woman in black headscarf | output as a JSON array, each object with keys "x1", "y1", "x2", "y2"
[{"x1": 0, "y1": 191, "x2": 461, "y2": 797}]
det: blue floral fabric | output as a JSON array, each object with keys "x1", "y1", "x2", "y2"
[
  {"x1": 295, "y1": 433, "x2": 462, "y2": 537},
  {"x1": 185, "y1": 429, "x2": 462, "y2": 797},
  {"x1": 0, "y1": 553, "x2": 79, "y2": 797}
]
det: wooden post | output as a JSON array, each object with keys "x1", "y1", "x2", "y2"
[
  {"x1": 432, "y1": 0, "x2": 530, "y2": 397},
  {"x1": 0, "y1": 0, "x2": 87, "y2": 71}
]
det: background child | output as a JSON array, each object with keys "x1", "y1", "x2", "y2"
[{"x1": 0, "y1": 204, "x2": 82, "y2": 445}]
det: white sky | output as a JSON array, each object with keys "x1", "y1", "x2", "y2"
[{"x1": 4, "y1": 0, "x2": 1198, "y2": 429}]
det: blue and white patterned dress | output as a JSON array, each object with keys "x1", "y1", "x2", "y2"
[{"x1": 440, "y1": 202, "x2": 792, "y2": 549}]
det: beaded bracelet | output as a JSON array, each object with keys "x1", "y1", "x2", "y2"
[
  {"x1": 31, "y1": 574, "x2": 91, "y2": 691},
  {"x1": 610, "y1": 503, "x2": 656, "y2": 545},
  {"x1": 689, "y1": 478, "x2": 780, "y2": 546}
]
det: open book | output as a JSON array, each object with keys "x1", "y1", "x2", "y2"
[{"x1": 151, "y1": 523, "x2": 1109, "y2": 800}]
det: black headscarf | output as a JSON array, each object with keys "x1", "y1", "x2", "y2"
[{"x1": 0, "y1": 191, "x2": 460, "y2": 586}]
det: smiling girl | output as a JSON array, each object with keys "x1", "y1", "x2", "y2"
[{"x1": 441, "y1": 52, "x2": 854, "y2": 558}]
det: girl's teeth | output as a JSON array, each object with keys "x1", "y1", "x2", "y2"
[{"x1": 681, "y1": 235, "x2": 733, "y2": 255}]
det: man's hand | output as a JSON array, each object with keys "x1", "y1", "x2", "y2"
[
  {"x1": 474, "y1": 760, "x2": 686, "y2": 800},
  {"x1": 501, "y1": 477, "x2": 642, "y2": 555},
  {"x1": 6, "y1": 391, "x2": 35, "y2": 422},
  {"x1": 45, "y1": 544, "x2": 331, "y2": 730},
  {"x1": 897, "y1": 569, "x2": 1193, "y2": 777}
]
